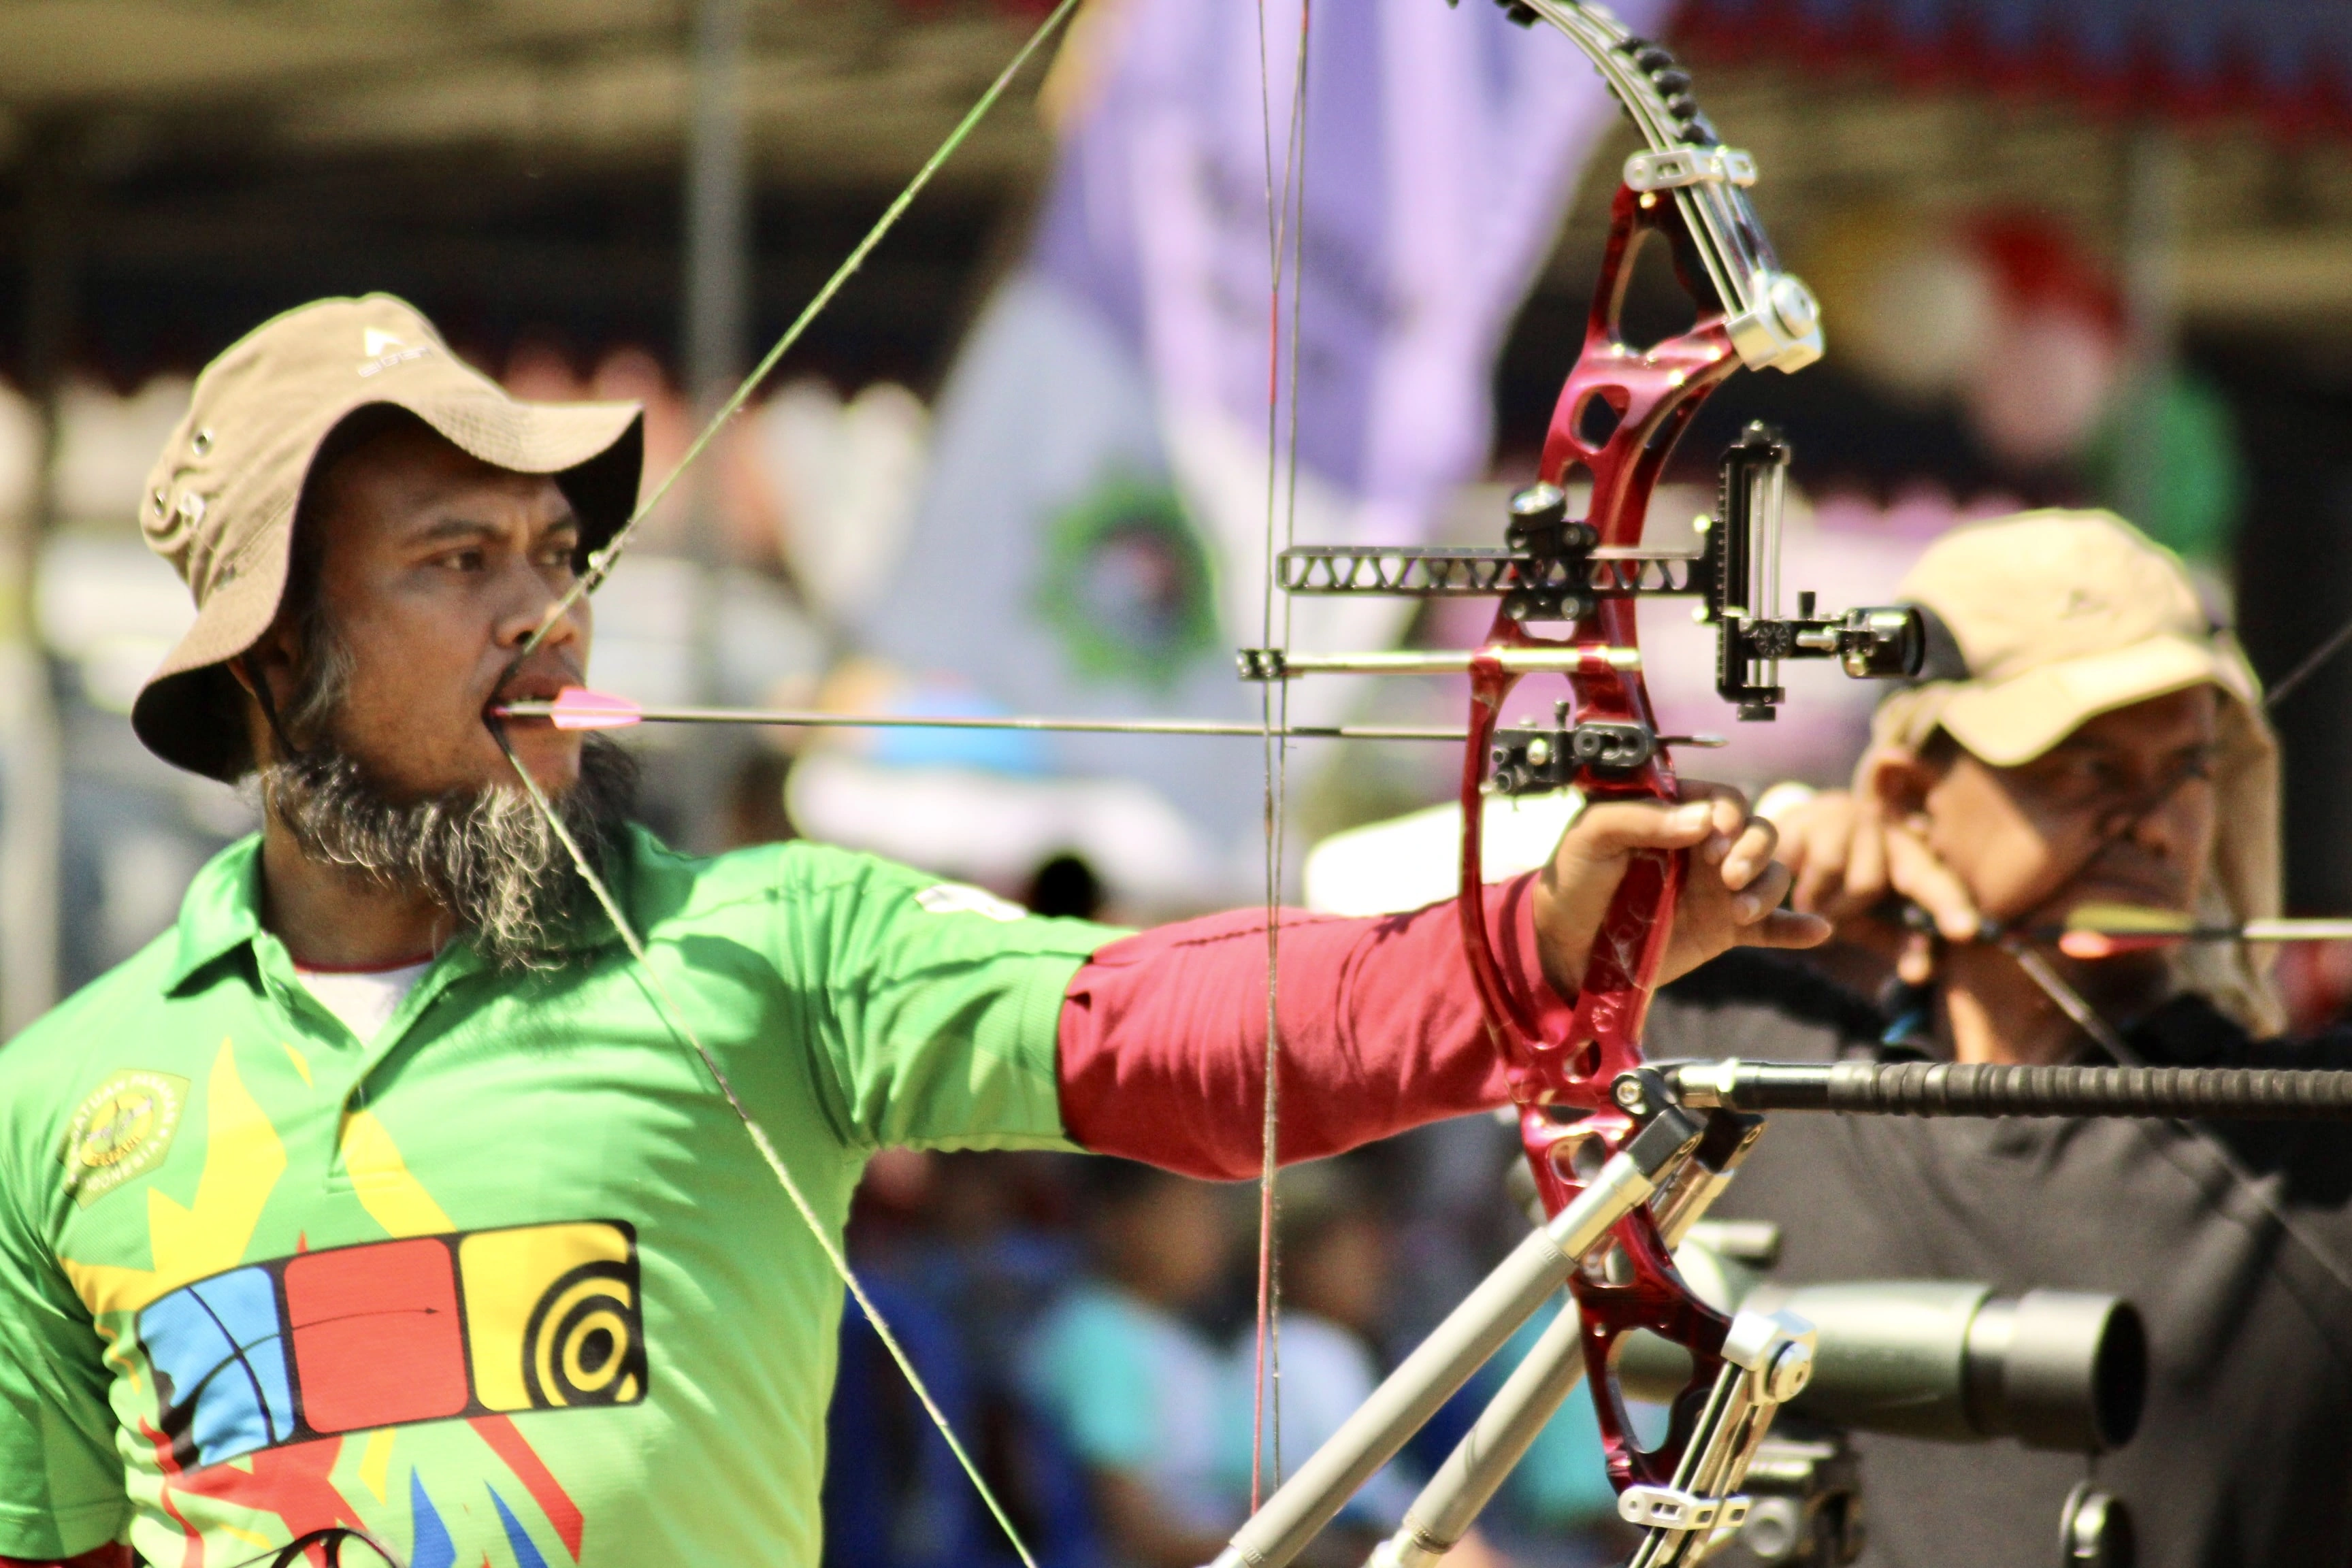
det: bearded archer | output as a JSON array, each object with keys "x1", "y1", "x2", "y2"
[{"x1": 0, "y1": 295, "x2": 1825, "y2": 1568}]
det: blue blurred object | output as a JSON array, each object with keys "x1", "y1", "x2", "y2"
[
  {"x1": 866, "y1": 686, "x2": 1052, "y2": 777},
  {"x1": 826, "y1": 1269, "x2": 1098, "y2": 1568},
  {"x1": 826, "y1": 1276, "x2": 981, "y2": 1568}
]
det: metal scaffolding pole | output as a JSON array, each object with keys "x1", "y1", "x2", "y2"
[{"x1": 680, "y1": 0, "x2": 753, "y2": 851}]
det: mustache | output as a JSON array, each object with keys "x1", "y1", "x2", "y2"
[{"x1": 2052, "y1": 828, "x2": 2196, "y2": 906}]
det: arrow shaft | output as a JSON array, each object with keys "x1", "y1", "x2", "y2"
[
  {"x1": 496, "y1": 701, "x2": 1467, "y2": 742},
  {"x1": 2044, "y1": 918, "x2": 2352, "y2": 958}
]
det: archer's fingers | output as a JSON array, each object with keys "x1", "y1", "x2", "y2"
[
  {"x1": 1720, "y1": 817, "x2": 1780, "y2": 889},
  {"x1": 1838, "y1": 794, "x2": 1891, "y2": 913},
  {"x1": 1561, "y1": 798, "x2": 1720, "y2": 860},
  {"x1": 1882, "y1": 826, "x2": 1981, "y2": 941},
  {"x1": 1729, "y1": 859, "x2": 1795, "y2": 925},
  {"x1": 1791, "y1": 833, "x2": 1846, "y2": 914},
  {"x1": 1776, "y1": 797, "x2": 1854, "y2": 913},
  {"x1": 1670, "y1": 779, "x2": 1770, "y2": 872},
  {"x1": 1738, "y1": 908, "x2": 1834, "y2": 951},
  {"x1": 1897, "y1": 928, "x2": 1936, "y2": 984}
]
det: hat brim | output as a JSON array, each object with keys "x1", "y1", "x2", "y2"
[
  {"x1": 131, "y1": 397, "x2": 643, "y2": 782},
  {"x1": 1938, "y1": 633, "x2": 2261, "y2": 767}
]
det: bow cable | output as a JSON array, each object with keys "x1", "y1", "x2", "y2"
[{"x1": 495, "y1": 5, "x2": 1088, "y2": 1559}]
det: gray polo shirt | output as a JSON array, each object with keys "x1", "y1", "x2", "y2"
[{"x1": 1646, "y1": 954, "x2": 2352, "y2": 1568}]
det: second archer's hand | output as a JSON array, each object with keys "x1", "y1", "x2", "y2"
[
  {"x1": 1771, "y1": 774, "x2": 1982, "y2": 983},
  {"x1": 1531, "y1": 782, "x2": 1830, "y2": 999}
]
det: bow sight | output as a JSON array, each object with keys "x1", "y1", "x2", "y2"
[
  {"x1": 1269, "y1": 421, "x2": 1926, "y2": 788},
  {"x1": 1711, "y1": 423, "x2": 1924, "y2": 719}
]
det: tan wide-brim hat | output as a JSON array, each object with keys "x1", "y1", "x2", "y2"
[
  {"x1": 1870, "y1": 508, "x2": 2283, "y2": 1033},
  {"x1": 1873, "y1": 508, "x2": 2261, "y2": 767},
  {"x1": 132, "y1": 293, "x2": 644, "y2": 781}
]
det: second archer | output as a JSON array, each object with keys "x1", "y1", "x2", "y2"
[{"x1": 1649, "y1": 510, "x2": 2352, "y2": 1568}]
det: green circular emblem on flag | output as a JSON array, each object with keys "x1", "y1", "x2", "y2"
[{"x1": 1034, "y1": 473, "x2": 1219, "y2": 689}]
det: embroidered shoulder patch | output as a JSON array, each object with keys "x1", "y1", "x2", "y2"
[{"x1": 61, "y1": 1070, "x2": 191, "y2": 1207}]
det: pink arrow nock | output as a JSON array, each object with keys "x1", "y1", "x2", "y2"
[
  {"x1": 2056, "y1": 930, "x2": 2176, "y2": 961},
  {"x1": 544, "y1": 687, "x2": 644, "y2": 731}
]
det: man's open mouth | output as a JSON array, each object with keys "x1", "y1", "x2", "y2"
[{"x1": 487, "y1": 677, "x2": 572, "y2": 723}]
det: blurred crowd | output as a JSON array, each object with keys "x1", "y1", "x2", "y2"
[{"x1": 818, "y1": 1133, "x2": 1642, "y2": 1568}]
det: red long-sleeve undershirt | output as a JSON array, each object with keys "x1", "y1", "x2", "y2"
[{"x1": 1055, "y1": 875, "x2": 1570, "y2": 1179}]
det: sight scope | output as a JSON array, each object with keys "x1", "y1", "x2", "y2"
[{"x1": 1615, "y1": 1271, "x2": 2145, "y2": 1454}]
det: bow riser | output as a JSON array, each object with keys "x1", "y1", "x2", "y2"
[
  {"x1": 1454, "y1": 172, "x2": 1754, "y2": 1495},
  {"x1": 1456, "y1": 185, "x2": 1744, "y2": 1105}
]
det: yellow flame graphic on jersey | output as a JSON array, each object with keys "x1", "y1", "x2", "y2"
[{"x1": 63, "y1": 1041, "x2": 286, "y2": 1320}]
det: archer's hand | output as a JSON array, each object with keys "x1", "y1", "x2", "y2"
[
  {"x1": 1531, "y1": 783, "x2": 1829, "y2": 998},
  {"x1": 1771, "y1": 783, "x2": 1982, "y2": 982}
]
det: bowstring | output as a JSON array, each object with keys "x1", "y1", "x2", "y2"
[
  {"x1": 488, "y1": 8, "x2": 1087, "y2": 1558},
  {"x1": 1250, "y1": 0, "x2": 1313, "y2": 1509},
  {"x1": 2258, "y1": 600, "x2": 2352, "y2": 711},
  {"x1": 2002, "y1": 942, "x2": 2352, "y2": 1301}
]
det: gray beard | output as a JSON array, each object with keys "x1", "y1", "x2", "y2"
[{"x1": 260, "y1": 734, "x2": 639, "y2": 973}]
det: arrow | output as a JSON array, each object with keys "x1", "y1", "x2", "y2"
[
  {"x1": 2035, "y1": 902, "x2": 2352, "y2": 959},
  {"x1": 494, "y1": 685, "x2": 1472, "y2": 742}
]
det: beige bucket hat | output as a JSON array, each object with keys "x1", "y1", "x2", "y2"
[
  {"x1": 1870, "y1": 508, "x2": 2283, "y2": 1032},
  {"x1": 131, "y1": 293, "x2": 644, "y2": 781}
]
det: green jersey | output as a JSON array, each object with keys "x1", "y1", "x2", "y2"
[{"x1": 0, "y1": 828, "x2": 1117, "y2": 1566}]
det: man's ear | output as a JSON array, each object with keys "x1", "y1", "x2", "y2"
[
  {"x1": 1857, "y1": 742, "x2": 1940, "y2": 825},
  {"x1": 229, "y1": 615, "x2": 306, "y2": 768},
  {"x1": 231, "y1": 615, "x2": 302, "y2": 700}
]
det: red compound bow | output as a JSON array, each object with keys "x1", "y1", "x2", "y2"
[{"x1": 1244, "y1": 1, "x2": 1922, "y2": 1550}]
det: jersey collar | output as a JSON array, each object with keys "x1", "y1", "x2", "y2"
[
  {"x1": 158, "y1": 830, "x2": 635, "y2": 996},
  {"x1": 161, "y1": 834, "x2": 267, "y2": 994}
]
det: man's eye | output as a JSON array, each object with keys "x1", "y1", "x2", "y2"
[{"x1": 2039, "y1": 756, "x2": 2101, "y2": 789}]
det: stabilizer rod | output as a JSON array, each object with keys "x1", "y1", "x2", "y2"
[{"x1": 1661, "y1": 1060, "x2": 2352, "y2": 1120}]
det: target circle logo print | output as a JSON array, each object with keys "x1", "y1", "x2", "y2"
[
  {"x1": 60, "y1": 1070, "x2": 189, "y2": 1207},
  {"x1": 525, "y1": 1259, "x2": 643, "y2": 1407}
]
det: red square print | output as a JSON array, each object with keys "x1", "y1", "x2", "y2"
[{"x1": 284, "y1": 1238, "x2": 469, "y2": 1433}]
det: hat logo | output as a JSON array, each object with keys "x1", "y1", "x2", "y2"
[{"x1": 357, "y1": 327, "x2": 434, "y2": 378}]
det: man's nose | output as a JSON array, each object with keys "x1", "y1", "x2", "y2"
[
  {"x1": 494, "y1": 557, "x2": 587, "y2": 655},
  {"x1": 2118, "y1": 787, "x2": 2197, "y2": 865}
]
